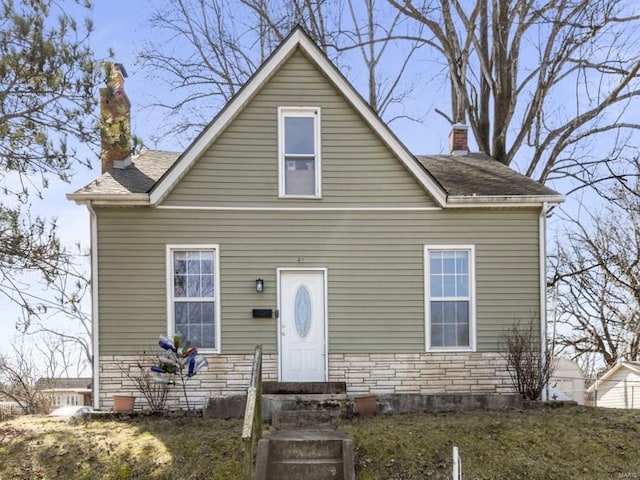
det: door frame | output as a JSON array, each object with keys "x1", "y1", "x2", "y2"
[{"x1": 276, "y1": 267, "x2": 328, "y2": 382}]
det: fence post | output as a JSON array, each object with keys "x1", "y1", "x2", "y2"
[{"x1": 452, "y1": 446, "x2": 461, "y2": 480}]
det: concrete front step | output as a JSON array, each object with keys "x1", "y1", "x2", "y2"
[
  {"x1": 263, "y1": 381, "x2": 347, "y2": 395},
  {"x1": 203, "y1": 393, "x2": 349, "y2": 420},
  {"x1": 268, "y1": 459, "x2": 344, "y2": 480},
  {"x1": 256, "y1": 430, "x2": 355, "y2": 480},
  {"x1": 272, "y1": 409, "x2": 341, "y2": 430},
  {"x1": 263, "y1": 393, "x2": 349, "y2": 421},
  {"x1": 267, "y1": 432, "x2": 344, "y2": 459}
]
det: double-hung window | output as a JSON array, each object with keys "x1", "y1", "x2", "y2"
[
  {"x1": 425, "y1": 245, "x2": 475, "y2": 351},
  {"x1": 278, "y1": 107, "x2": 321, "y2": 198},
  {"x1": 167, "y1": 245, "x2": 220, "y2": 352}
]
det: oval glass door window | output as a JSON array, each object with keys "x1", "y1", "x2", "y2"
[{"x1": 294, "y1": 286, "x2": 312, "y2": 338}]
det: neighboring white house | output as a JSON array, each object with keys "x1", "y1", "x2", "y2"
[
  {"x1": 549, "y1": 357, "x2": 585, "y2": 404},
  {"x1": 36, "y1": 378, "x2": 92, "y2": 411},
  {"x1": 587, "y1": 361, "x2": 640, "y2": 409}
]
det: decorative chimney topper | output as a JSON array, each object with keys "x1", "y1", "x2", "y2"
[
  {"x1": 448, "y1": 123, "x2": 469, "y2": 156},
  {"x1": 100, "y1": 62, "x2": 132, "y2": 173}
]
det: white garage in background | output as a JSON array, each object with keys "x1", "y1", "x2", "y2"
[
  {"x1": 587, "y1": 361, "x2": 640, "y2": 409},
  {"x1": 549, "y1": 357, "x2": 585, "y2": 404}
]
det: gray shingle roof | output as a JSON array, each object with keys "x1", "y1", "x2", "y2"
[
  {"x1": 416, "y1": 153, "x2": 559, "y2": 198},
  {"x1": 71, "y1": 150, "x2": 179, "y2": 196},
  {"x1": 70, "y1": 149, "x2": 561, "y2": 202},
  {"x1": 36, "y1": 377, "x2": 92, "y2": 390}
]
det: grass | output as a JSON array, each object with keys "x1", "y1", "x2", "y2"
[
  {"x1": 340, "y1": 405, "x2": 640, "y2": 480},
  {"x1": 0, "y1": 405, "x2": 639, "y2": 479},
  {"x1": 0, "y1": 414, "x2": 244, "y2": 479}
]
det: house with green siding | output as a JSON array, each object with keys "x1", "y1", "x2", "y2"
[{"x1": 68, "y1": 28, "x2": 563, "y2": 410}]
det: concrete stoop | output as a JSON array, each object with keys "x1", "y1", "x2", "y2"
[
  {"x1": 255, "y1": 430, "x2": 355, "y2": 480},
  {"x1": 272, "y1": 409, "x2": 341, "y2": 430},
  {"x1": 265, "y1": 393, "x2": 349, "y2": 423},
  {"x1": 264, "y1": 382, "x2": 347, "y2": 395}
]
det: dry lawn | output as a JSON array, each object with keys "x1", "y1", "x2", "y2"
[{"x1": 0, "y1": 405, "x2": 638, "y2": 479}]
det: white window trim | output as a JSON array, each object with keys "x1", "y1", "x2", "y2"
[
  {"x1": 424, "y1": 244, "x2": 476, "y2": 352},
  {"x1": 166, "y1": 244, "x2": 222, "y2": 354},
  {"x1": 278, "y1": 106, "x2": 322, "y2": 199}
]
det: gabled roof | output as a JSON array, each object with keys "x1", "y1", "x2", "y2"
[
  {"x1": 586, "y1": 361, "x2": 640, "y2": 393},
  {"x1": 68, "y1": 27, "x2": 563, "y2": 208},
  {"x1": 146, "y1": 27, "x2": 447, "y2": 207}
]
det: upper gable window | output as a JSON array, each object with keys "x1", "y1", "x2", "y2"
[{"x1": 278, "y1": 107, "x2": 321, "y2": 198}]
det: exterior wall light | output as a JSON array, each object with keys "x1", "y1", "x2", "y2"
[{"x1": 255, "y1": 278, "x2": 264, "y2": 293}]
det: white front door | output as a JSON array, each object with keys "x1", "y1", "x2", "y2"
[{"x1": 279, "y1": 269, "x2": 327, "y2": 382}]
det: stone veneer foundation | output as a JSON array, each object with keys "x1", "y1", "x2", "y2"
[{"x1": 98, "y1": 352, "x2": 513, "y2": 410}]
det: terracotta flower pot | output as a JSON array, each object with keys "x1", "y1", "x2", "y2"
[
  {"x1": 354, "y1": 394, "x2": 377, "y2": 418},
  {"x1": 113, "y1": 395, "x2": 135, "y2": 412}
]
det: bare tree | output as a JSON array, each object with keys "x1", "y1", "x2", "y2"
[
  {"x1": 387, "y1": 0, "x2": 640, "y2": 187},
  {"x1": 549, "y1": 159, "x2": 640, "y2": 368},
  {"x1": 138, "y1": 0, "x2": 261, "y2": 138},
  {"x1": 502, "y1": 319, "x2": 555, "y2": 400},
  {"x1": 341, "y1": 0, "x2": 426, "y2": 120},
  {"x1": 36, "y1": 333, "x2": 89, "y2": 379},
  {"x1": 0, "y1": 339, "x2": 50, "y2": 414},
  {"x1": 137, "y1": 0, "x2": 423, "y2": 140},
  {"x1": 23, "y1": 255, "x2": 92, "y2": 369},
  {"x1": 4, "y1": 237, "x2": 92, "y2": 370}
]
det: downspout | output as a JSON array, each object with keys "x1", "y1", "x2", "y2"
[
  {"x1": 540, "y1": 202, "x2": 549, "y2": 401},
  {"x1": 87, "y1": 201, "x2": 100, "y2": 409}
]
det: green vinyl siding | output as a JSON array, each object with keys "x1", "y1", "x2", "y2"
[
  {"x1": 163, "y1": 49, "x2": 434, "y2": 207},
  {"x1": 96, "y1": 207, "x2": 541, "y2": 355}
]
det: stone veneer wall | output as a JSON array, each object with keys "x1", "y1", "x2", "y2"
[
  {"x1": 328, "y1": 352, "x2": 513, "y2": 395},
  {"x1": 99, "y1": 352, "x2": 512, "y2": 410},
  {"x1": 99, "y1": 354, "x2": 279, "y2": 411}
]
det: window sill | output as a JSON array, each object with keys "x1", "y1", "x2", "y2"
[
  {"x1": 278, "y1": 194, "x2": 322, "y2": 200},
  {"x1": 426, "y1": 347, "x2": 476, "y2": 353},
  {"x1": 195, "y1": 348, "x2": 220, "y2": 355}
]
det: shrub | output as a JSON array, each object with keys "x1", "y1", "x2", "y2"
[{"x1": 502, "y1": 321, "x2": 555, "y2": 400}]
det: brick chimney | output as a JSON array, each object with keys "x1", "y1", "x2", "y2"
[
  {"x1": 100, "y1": 63, "x2": 132, "y2": 173},
  {"x1": 448, "y1": 123, "x2": 468, "y2": 156}
]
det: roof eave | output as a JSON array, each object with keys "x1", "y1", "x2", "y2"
[
  {"x1": 446, "y1": 194, "x2": 565, "y2": 208},
  {"x1": 585, "y1": 361, "x2": 640, "y2": 392},
  {"x1": 148, "y1": 31, "x2": 305, "y2": 207},
  {"x1": 586, "y1": 364, "x2": 622, "y2": 393},
  {"x1": 39, "y1": 388, "x2": 92, "y2": 394},
  {"x1": 66, "y1": 193, "x2": 150, "y2": 206}
]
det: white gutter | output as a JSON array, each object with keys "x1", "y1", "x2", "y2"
[
  {"x1": 87, "y1": 201, "x2": 101, "y2": 410},
  {"x1": 540, "y1": 202, "x2": 549, "y2": 401},
  {"x1": 66, "y1": 193, "x2": 149, "y2": 205},
  {"x1": 447, "y1": 194, "x2": 565, "y2": 207}
]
